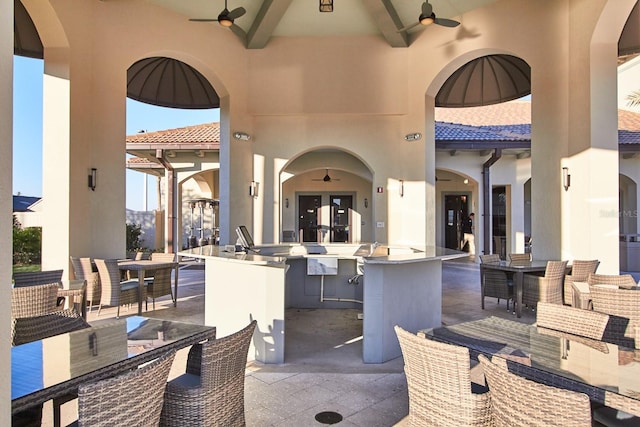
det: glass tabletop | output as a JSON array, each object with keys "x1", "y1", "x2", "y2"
[{"x1": 12, "y1": 316, "x2": 215, "y2": 410}]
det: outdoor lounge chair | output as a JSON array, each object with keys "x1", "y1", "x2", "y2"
[
  {"x1": 394, "y1": 325, "x2": 492, "y2": 427},
  {"x1": 479, "y1": 254, "x2": 513, "y2": 310},
  {"x1": 160, "y1": 320, "x2": 255, "y2": 426},
  {"x1": 478, "y1": 354, "x2": 592, "y2": 426},
  {"x1": 74, "y1": 350, "x2": 175, "y2": 427}
]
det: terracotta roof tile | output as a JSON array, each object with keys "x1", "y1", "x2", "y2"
[{"x1": 126, "y1": 122, "x2": 220, "y2": 144}]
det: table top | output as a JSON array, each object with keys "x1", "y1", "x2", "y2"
[
  {"x1": 424, "y1": 317, "x2": 640, "y2": 415},
  {"x1": 12, "y1": 316, "x2": 215, "y2": 413},
  {"x1": 480, "y1": 260, "x2": 550, "y2": 272},
  {"x1": 118, "y1": 260, "x2": 177, "y2": 271}
]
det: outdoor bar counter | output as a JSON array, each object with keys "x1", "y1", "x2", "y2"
[{"x1": 179, "y1": 243, "x2": 464, "y2": 364}]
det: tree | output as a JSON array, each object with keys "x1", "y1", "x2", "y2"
[
  {"x1": 626, "y1": 90, "x2": 640, "y2": 107},
  {"x1": 126, "y1": 223, "x2": 144, "y2": 252}
]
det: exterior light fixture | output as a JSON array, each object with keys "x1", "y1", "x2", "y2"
[
  {"x1": 233, "y1": 131, "x2": 251, "y2": 141},
  {"x1": 562, "y1": 167, "x2": 571, "y2": 191},
  {"x1": 249, "y1": 181, "x2": 259, "y2": 198},
  {"x1": 88, "y1": 168, "x2": 97, "y2": 191},
  {"x1": 463, "y1": 178, "x2": 469, "y2": 184},
  {"x1": 364, "y1": 198, "x2": 368, "y2": 208},
  {"x1": 404, "y1": 132, "x2": 422, "y2": 142},
  {"x1": 399, "y1": 180, "x2": 404, "y2": 197},
  {"x1": 319, "y1": 0, "x2": 333, "y2": 12},
  {"x1": 285, "y1": 198, "x2": 289, "y2": 208}
]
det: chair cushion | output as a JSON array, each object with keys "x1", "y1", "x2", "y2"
[
  {"x1": 593, "y1": 406, "x2": 639, "y2": 427},
  {"x1": 120, "y1": 280, "x2": 140, "y2": 291},
  {"x1": 169, "y1": 372, "x2": 201, "y2": 388}
]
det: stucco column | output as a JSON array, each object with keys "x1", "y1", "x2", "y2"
[{"x1": 0, "y1": 0, "x2": 13, "y2": 421}]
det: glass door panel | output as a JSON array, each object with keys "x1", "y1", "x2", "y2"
[
  {"x1": 298, "y1": 195, "x2": 321, "y2": 242},
  {"x1": 330, "y1": 195, "x2": 352, "y2": 243}
]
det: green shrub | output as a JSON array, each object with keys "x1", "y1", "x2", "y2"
[
  {"x1": 13, "y1": 215, "x2": 42, "y2": 265},
  {"x1": 126, "y1": 223, "x2": 144, "y2": 252}
]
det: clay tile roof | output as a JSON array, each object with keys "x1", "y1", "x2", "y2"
[{"x1": 126, "y1": 122, "x2": 220, "y2": 145}]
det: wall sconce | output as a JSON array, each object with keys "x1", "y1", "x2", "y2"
[
  {"x1": 319, "y1": 0, "x2": 333, "y2": 12},
  {"x1": 404, "y1": 132, "x2": 422, "y2": 142},
  {"x1": 88, "y1": 168, "x2": 97, "y2": 191},
  {"x1": 399, "y1": 180, "x2": 404, "y2": 197},
  {"x1": 463, "y1": 178, "x2": 469, "y2": 184},
  {"x1": 233, "y1": 131, "x2": 251, "y2": 141},
  {"x1": 562, "y1": 167, "x2": 571, "y2": 191},
  {"x1": 249, "y1": 181, "x2": 259, "y2": 198},
  {"x1": 285, "y1": 198, "x2": 289, "y2": 208},
  {"x1": 364, "y1": 198, "x2": 368, "y2": 208}
]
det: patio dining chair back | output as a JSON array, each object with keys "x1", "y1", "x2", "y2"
[
  {"x1": 587, "y1": 273, "x2": 638, "y2": 289},
  {"x1": 563, "y1": 260, "x2": 599, "y2": 306},
  {"x1": 478, "y1": 354, "x2": 592, "y2": 426},
  {"x1": 479, "y1": 254, "x2": 513, "y2": 311},
  {"x1": 522, "y1": 260, "x2": 568, "y2": 309},
  {"x1": 13, "y1": 269, "x2": 63, "y2": 287},
  {"x1": 394, "y1": 325, "x2": 492, "y2": 427},
  {"x1": 160, "y1": 320, "x2": 254, "y2": 427},
  {"x1": 591, "y1": 285, "x2": 640, "y2": 340},
  {"x1": 75, "y1": 350, "x2": 176, "y2": 427},
  {"x1": 508, "y1": 253, "x2": 531, "y2": 263},
  {"x1": 11, "y1": 283, "x2": 60, "y2": 319},
  {"x1": 70, "y1": 256, "x2": 101, "y2": 310},
  {"x1": 146, "y1": 266, "x2": 174, "y2": 310},
  {"x1": 95, "y1": 258, "x2": 143, "y2": 318}
]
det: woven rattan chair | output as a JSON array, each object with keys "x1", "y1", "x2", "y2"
[
  {"x1": 95, "y1": 258, "x2": 144, "y2": 318},
  {"x1": 70, "y1": 257, "x2": 101, "y2": 311},
  {"x1": 508, "y1": 253, "x2": 531, "y2": 263},
  {"x1": 588, "y1": 273, "x2": 638, "y2": 289},
  {"x1": 478, "y1": 354, "x2": 592, "y2": 426},
  {"x1": 563, "y1": 260, "x2": 599, "y2": 306},
  {"x1": 74, "y1": 350, "x2": 176, "y2": 427},
  {"x1": 160, "y1": 320, "x2": 255, "y2": 427},
  {"x1": 146, "y1": 266, "x2": 174, "y2": 310},
  {"x1": 394, "y1": 325, "x2": 492, "y2": 427},
  {"x1": 522, "y1": 260, "x2": 568, "y2": 309},
  {"x1": 11, "y1": 283, "x2": 60, "y2": 319},
  {"x1": 12, "y1": 308, "x2": 90, "y2": 346},
  {"x1": 591, "y1": 285, "x2": 640, "y2": 340},
  {"x1": 535, "y1": 302, "x2": 609, "y2": 340},
  {"x1": 13, "y1": 269, "x2": 63, "y2": 287},
  {"x1": 479, "y1": 254, "x2": 513, "y2": 310},
  {"x1": 142, "y1": 252, "x2": 177, "y2": 281}
]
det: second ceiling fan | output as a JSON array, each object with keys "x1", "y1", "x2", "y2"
[
  {"x1": 312, "y1": 169, "x2": 340, "y2": 182},
  {"x1": 189, "y1": 0, "x2": 246, "y2": 27},
  {"x1": 397, "y1": 1, "x2": 460, "y2": 33}
]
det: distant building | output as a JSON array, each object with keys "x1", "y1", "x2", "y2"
[{"x1": 12, "y1": 195, "x2": 43, "y2": 228}]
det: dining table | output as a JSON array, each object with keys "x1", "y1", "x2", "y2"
[
  {"x1": 480, "y1": 260, "x2": 550, "y2": 317},
  {"x1": 11, "y1": 316, "x2": 216, "y2": 415},
  {"x1": 423, "y1": 316, "x2": 640, "y2": 417},
  {"x1": 118, "y1": 260, "x2": 179, "y2": 315}
]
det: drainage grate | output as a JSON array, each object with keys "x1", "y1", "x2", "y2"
[{"x1": 315, "y1": 411, "x2": 343, "y2": 424}]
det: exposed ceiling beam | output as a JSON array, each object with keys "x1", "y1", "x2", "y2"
[
  {"x1": 246, "y1": 0, "x2": 293, "y2": 49},
  {"x1": 361, "y1": 0, "x2": 408, "y2": 48},
  {"x1": 516, "y1": 151, "x2": 531, "y2": 159}
]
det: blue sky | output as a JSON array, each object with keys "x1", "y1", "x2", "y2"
[{"x1": 13, "y1": 56, "x2": 220, "y2": 211}]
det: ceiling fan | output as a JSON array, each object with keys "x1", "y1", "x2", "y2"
[
  {"x1": 397, "y1": 1, "x2": 461, "y2": 33},
  {"x1": 312, "y1": 169, "x2": 340, "y2": 182},
  {"x1": 189, "y1": 0, "x2": 246, "y2": 28}
]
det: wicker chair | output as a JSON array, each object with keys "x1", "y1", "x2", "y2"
[
  {"x1": 563, "y1": 260, "x2": 599, "y2": 306},
  {"x1": 11, "y1": 283, "x2": 60, "y2": 319},
  {"x1": 143, "y1": 252, "x2": 177, "y2": 280},
  {"x1": 535, "y1": 302, "x2": 609, "y2": 340},
  {"x1": 394, "y1": 325, "x2": 492, "y2": 427},
  {"x1": 479, "y1": 254, "x2": 513, "y2": 310},
  {"x1": 75, "y1": 350, "x2": 176, "y2": 427},
  {"x1": 70, "y1": 256, "x2": 101, "y2": 311},
  {"x1": 146, "y1": 266, "x2": 174, "y2": 310},
  {"x1": 591, "y1": 285, "x2": 640, "y2": 340},
  {"x1": 522, "y1": 260, "x2": 568, "y2": 309},
  {"x1": 13, "y1": 269, "x2": 63, "y2": 287},
  {"x1": 588, "y1": 273, "x2": 637, "y2": 289},
  {"x1": 95, "y1": 258, "x2": 144, "y2": 318},
  {"x1": 478, "y1": 354, "x2": 592, "y2": 426},
  {"x1": 508, "y1": 253, "x2": 531, "y2": 263},
  {"x1": 160, "y1": 320, "x2": 255, "y2": 427}
]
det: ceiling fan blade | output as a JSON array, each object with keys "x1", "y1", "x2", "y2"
[
  {"x1": 434, "y1": 17, "x2": 460, "y2": 28},
  {"x1": 189, "y1": 18, "x2": 218, "y2": 22},
  {"x1": 396, "y1": 21, "x2": 421, "y2": 33},
  {"x1": 422, "y1": 2, "x2": 433, "y2": 17},
  {"x1": 227, "y1": 7, "x2": 246, "y2": 20}
]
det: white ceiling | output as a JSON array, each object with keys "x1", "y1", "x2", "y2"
[{"x1": 149, "y1": 0, "x2": 497, "y2": 48}]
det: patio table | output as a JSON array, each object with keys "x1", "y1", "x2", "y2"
[
  {"x1": 118, "y1": 260, "x2": 179, "y2": 315},
  {"x1": 11, "y1": 316, "x2": 216, "y2": 414},
  {"x1": 423, "y1": 316, "x2": 640, "y2": 417},
  {"x1": 479, "y1": 260, "x2": 549, "y2": 317}
]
